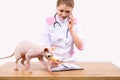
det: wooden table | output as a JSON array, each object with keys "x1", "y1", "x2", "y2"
[{"x1": 0, "y1": 62, "x2": 120, "y2": 80}]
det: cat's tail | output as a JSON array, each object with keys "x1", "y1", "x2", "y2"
[{"x1": 0, "y1": 53, "x2": 14, "y2": 59}]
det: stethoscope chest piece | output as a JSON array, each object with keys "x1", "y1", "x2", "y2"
[{"x1": 65, "y1": 38, "x2": 69, "y2": 45}]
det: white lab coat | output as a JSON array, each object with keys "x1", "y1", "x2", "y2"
[{"x1": 40, "y1": 14, "x2": 83, "y2": 61}]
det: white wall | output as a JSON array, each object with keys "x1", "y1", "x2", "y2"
[{"x1": 0, "y1": 0, "x2": 120, "y2": 67}]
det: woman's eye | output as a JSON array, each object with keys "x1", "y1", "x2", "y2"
[
  {"x1": 66, "y1": 11, "x2": 70, "y2": 13},
  {"x1": 59, "y1": 10, "x2": 70, "y2": 13},
  {"x1": 60, "y1": 10, "x2": 64, "y2": 12}
]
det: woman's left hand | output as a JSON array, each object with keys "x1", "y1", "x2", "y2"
[{"x1": 68, "y1": 14, "x2": 74, "y2": 30}]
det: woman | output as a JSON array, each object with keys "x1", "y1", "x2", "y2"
[{"x1": 41, "y1": 0, "x2": 84, "y2": 62}]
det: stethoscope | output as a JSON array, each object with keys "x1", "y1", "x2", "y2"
[{"x1": 53, "y1": 13, "x2": 69, "y2": 38}]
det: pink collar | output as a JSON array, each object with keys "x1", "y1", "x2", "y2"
[{"x1": 46, "y1": 16, "x2": 78, "y2": 26}]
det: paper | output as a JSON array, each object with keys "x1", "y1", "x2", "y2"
[{"x1": 51, "y1": 63, "x2": 84, "y2": 72}]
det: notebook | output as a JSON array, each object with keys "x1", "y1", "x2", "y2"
[{"x1": 50, "y1": 63, "x2": 84, "y2": 72}]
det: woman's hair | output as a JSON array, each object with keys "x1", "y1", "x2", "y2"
[{"x1": 57, "y1": 0, "x2": 74, "y2": 8}]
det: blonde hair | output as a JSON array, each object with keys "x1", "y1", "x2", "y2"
[{"x1": 57, "y1": 0, "x2": 74, "y2": 8}]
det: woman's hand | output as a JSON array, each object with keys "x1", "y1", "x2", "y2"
[
  {"x1": 68, "y1": 14, "x2": 74, "y2": 30},
  {"x1": 51, "y1": 61, "x2": 59, "y2": 68},
  {"x1": 50, "y1": 57, "x2": 61, "y2": 68}
]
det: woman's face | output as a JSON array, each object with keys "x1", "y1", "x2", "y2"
[{"x1": 57, "y1": 4, "x2": 73, "y2": 20}]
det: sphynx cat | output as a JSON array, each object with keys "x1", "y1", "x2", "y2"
[{"x1": 0, "y1": 40, "x2": 55, "y2": 73}]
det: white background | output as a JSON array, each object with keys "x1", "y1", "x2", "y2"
[{"x1": 0, "y1": 0, "x2": 120, "y2": 67}]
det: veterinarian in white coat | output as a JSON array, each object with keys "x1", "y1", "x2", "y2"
[{"x1": 40, "y1": 0, "x2": 84, "y2": 61}]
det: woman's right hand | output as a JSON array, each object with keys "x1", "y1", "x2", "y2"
[
  {"x1": 50, "y1": 58, "x2": 61, "y2": 68},
  {"x1": 51, "y1": 61, "x2": 59, "y2": 68}
]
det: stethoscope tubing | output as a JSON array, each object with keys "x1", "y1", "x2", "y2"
[{"x1": 53, "y1": 13, "x2": 69, "y2": 39}]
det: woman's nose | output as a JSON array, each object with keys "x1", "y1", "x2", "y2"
[{"x1": 61, "y1": 12, "x2": 67, "y2": 17}]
